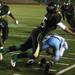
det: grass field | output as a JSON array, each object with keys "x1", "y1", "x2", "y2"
[{"x1": 0, "y1": 5, "x2": 75, "y2": 75}]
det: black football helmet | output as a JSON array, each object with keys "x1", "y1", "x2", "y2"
[
  {"x1": 46, "y1": 0, "x2": 57, "y2": 13},
  {"x1": 46, "y1": 5, "x2": 57, "y2": 13}
]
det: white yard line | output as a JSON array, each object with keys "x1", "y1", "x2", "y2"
[
  {"x1": 9, "y1": 24, "x2": 36, "y2": 28},
  {"x1": 69, "y1": 53, "x2": 75, "y2": 55},
  {"x1": 56, "y1": 63, "x2": 69, "y2": 66},
  {"x1": 49, "y1": 69, "x2": 56, "y2": 72},
  {"x1": 55, "y1": 64, "x2": 75, "y2": 75},
  {"x1": 9, "y1": 34, "x2": 29, "y2": 38}
]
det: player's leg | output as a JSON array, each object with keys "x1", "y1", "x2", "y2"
[
  {"x1": 0, "y1": 34, "x2": 33, "y2": 61},
  {"x1": 31, "y1": 28, "x2": 41, "y2": 58},
  {"x1": 47, "y1": 37, "x2": 61, "y2": 62},
  {"x1": 20, "y1": 35, "x2": 33, "y2": 52},
  {"x1": 0, "y1": 20, "x2": 9, "y2": 61},
  {"x1": 1, "y1": 20, "x2": 9, "y2": 44},
  {"x1": 60, "y1": 41, "x2": 68, "y2": 56},
  {"x1": 44, "y1": 43, "x2": 60, "y2": 72},
  {"x1": 33, "y1": 29, "x2": 47, "y2": 58},
  {"x1": 0, "y1": 44, "x2": 21, "y2": 61},
  {"x1": 11, "y1": 53, "x2": 34, "y2": 67}
]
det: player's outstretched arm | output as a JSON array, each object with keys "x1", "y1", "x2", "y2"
[
  {"x1": 57, "y1": 22, "x2": 75, "y2": 36},
  {"x1": 64, "y1": 27, "x2": 75, "y2": 36},
  {"x1": 9, "y1": 12, "x2": 19, "y2": 24}
]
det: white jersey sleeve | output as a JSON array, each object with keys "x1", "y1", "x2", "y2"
[{"x1": 57, "y1": 22, "x2": 66, "y2": 30}]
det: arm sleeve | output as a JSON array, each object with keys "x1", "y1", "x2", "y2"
[
  {"x1": 57, "y1": 22, "x2": 66, "y2": 30},
  {"x1": 7, "y1": 10, "x2": 11, "y2": 15}
]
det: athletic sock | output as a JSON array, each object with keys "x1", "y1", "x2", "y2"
[{"x1": 8, "y1": 44, "x2": 21, "y2": 52}]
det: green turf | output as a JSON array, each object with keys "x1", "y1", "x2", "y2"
[{"x1": 0, "y1": 5, "x2": 75, "y2": 75}]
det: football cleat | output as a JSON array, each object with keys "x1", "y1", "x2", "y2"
[
  {"x1": 11, "y1": 59, "x2": 16, "y2": 67},
  {"x1": 11, "y1": 54, "x2": 17, "y2": 67},
  {"x1": 26, "y1": 59, "x2": 35, "y2": 65}
]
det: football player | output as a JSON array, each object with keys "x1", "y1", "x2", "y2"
[
  {"x1": 25, "y1": 34, "x2": 68, "y2": 69},
  {"x1": 61, "y1": 1, "x2": 75, "y2": 32},
  {"x1": 0, "y1": 0, "x2": 18, "y2": 46}
]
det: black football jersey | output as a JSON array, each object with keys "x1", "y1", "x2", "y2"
[
  {"x1": 40, "y1": 12, "x2": 61, "y2": 32},
  {"x1": 61, "y1": 4, "x2": 74, "y2": 17}
]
